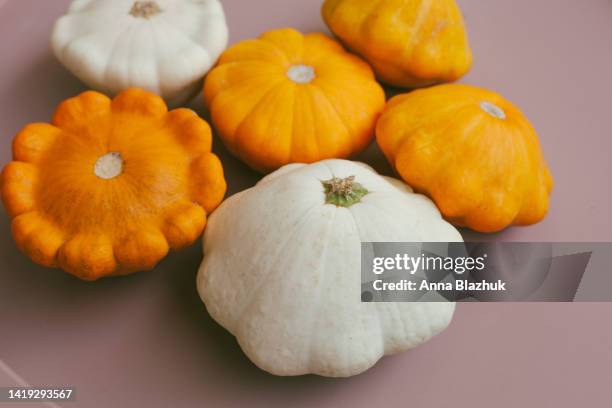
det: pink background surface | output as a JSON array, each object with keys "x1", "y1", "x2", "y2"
[{"x1": 1, "y1": 0, "x2": 612, "y2": 407}]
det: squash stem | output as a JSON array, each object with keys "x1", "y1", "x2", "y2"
[
  {"x1": 322, "y1": 176, "x2": 368, "y2": 207},
  {"x1": 480, "y1": 101, "x2": 506, "y2": 119},
  {"x1": 129, "y1": 1, "x2": 162, "y2": 19},
  {"x1": 287, "y1": 64, "x2": 316, "y2": 84},
  {"x1": 94, "y1": 152, "x2": 124, "y2": 180}
]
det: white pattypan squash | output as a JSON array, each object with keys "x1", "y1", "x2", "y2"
[
  {"x1": 52, "y1": 0, "x2": 228, "y2": 106},
  {"x1": 197, "y1": 160, "x2": 462, "y2": 377}
]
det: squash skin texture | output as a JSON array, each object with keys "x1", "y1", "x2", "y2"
[
  {"x1": 204, "y1": 28, "x2": 386, "y2": 173},
  {"x1": 376, "y1": 84, "x2": 553, "y2": 233},
  {"x1": 0, "y1": 89, "x2": 226, "y2": 280},
  {"x1": 197, "y1": 160, "x2": 460, "y2": 377},
  {"x1": 322, "y1": 0, "x2": 472, "y2": 88}
]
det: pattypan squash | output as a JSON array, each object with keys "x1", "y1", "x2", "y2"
[
  {"x1": 52, "y1": 0, "x2": 228, "y2": 106},
  {"x1": 322, "y1": 0, "x2": 472, "y2": 88},
  {"x1": 1, "y1": 89, "x2": 226, "y2": 280},
  {"x1": 197, "y1": 159, "x2": 460, "y2": 377},
  {"x1": 204, "y1": 28, "x2": 386, "y2": 173},
  {"x1": 377, "y1": 84, "x2": 554, "y2": 233}
]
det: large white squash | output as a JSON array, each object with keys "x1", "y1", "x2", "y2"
[
  {"x1": 52, "y1": 0, "x2": 228, "y2": 106},
  {"x1": 197, "y1": 160, "x2": 462, "y2": 377}
]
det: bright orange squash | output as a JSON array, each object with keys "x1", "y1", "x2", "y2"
[
  {"x1": 1, "y1": 88, "x2": 226, "y2": 280},
  {"x1": 204, "y1": 28, "x2": 386, "y2": 173},
  {"x1": 376, "y1": 84, "x2": 553, "y2": 233},
  {"x1": 322, "y1": 0, "x2": 472, "y2": 88}
]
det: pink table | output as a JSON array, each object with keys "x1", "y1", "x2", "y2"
[{"x1": 1, "y1": 0, "x2": 611, "y2": 407}]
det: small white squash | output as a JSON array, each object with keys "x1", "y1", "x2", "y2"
[
  {"x1": 52, "y1": 0, "x2": 228, "y2": 106},
  {"x1": 197, "y1": 160, "x2": 462, "y2": 377}
]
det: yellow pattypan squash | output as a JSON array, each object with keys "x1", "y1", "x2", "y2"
[
  {"x1": 204, "y1": 28, "x2": 386, "y2": 173},
  {"x1": 322, "y1": 0, "x2": 473, "y2": 88},
  {"x1": 1, "y1": 89, "x2": 226, "y2": 280},
  {"x1": 377, "y1": 84, "x2": 553, "y2": 233}
]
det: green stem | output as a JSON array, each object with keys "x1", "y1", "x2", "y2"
[{"x1": 322, "y1": 176, "x2": 369, "y2": 208}]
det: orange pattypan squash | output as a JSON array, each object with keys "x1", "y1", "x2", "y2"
[
  {"x1": 0, "y1": 88, "x2": 226, "y2": 280},
  {"x1": 322, "y1": 0, "x2": 472, "y2": 88},
  {"x1": 204, "y1": 28, "x2": 386, "y2": 173},
  {"x1": 376, "y1": 84, "x2": 553, "y2": 233}
]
